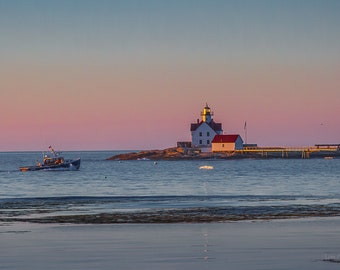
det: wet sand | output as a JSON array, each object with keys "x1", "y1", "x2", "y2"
[{"x1": 1, "y1": 218, "x2": 340, "y2": 270}]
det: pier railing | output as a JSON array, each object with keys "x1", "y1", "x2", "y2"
[
  {"x1": 242, "y1": 146, "x2": 339, "y2": 152},
  {"x1": 236, "y1": 145, "x2": 339, "y2": 158}
]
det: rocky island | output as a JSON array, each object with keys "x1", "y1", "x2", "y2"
[
  {"x1": 106, "y1": 147, "x2": 231, "y2": 161},
  {"x1": 106, "y1": 146, "x2": 340, "y2": 161}
]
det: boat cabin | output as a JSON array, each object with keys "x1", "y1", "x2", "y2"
[{"x1": 43, "y1": 156, "x2": 64, "y2": 165}]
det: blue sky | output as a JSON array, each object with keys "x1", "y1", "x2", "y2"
[{"x1": 2, "y1": 0, "x2": 339, "y2": 65}]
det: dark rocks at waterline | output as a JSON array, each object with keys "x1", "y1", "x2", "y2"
[
  {"x1": 106, "y1": 147, "x2": 245, "y2": 161},
  {"x1": 3, "y1": 205, "x2": 340, "y2": 224}
]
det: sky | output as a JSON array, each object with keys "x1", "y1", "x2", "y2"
[{"x1": 1, "y1": 0, "x2": 339, "y2": 151}]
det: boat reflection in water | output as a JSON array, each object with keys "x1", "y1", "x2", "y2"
[{"x1": 19, "y1": 146, "x2": 81, "y2": 172}]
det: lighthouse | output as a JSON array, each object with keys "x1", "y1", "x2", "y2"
[
  {"x1": 190, "y1": 104, "x2": 223, "y2": 150},
  {"x1": 201, "y1": 103, "x2": 213, "y2": 123}
]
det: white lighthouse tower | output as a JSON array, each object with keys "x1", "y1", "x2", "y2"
[{"x1": 190, "y1": 103, "x2": 223, "y2": 150}]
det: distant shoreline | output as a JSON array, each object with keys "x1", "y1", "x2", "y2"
[{"x1": 107, "y1": 147, "x2": 340, "y2": 161}]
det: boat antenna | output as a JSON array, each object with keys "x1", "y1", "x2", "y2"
[{"x1": 49, "y1": 145, "x2": 58, "y2": 156}]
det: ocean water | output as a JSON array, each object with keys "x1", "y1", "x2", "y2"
[{"x1": 0, "y1": 151, "x2": 340, "y2": 223}]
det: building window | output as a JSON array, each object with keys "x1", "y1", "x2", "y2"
[
  {"x1": 222, "y1": 144, "x2": 224, "y2": 147},
  {"x1": 199, "y1": 132, "x2": 202, "y2": 137},
  {"x1": 199, "y1": 140, "x2": 202, "y2": 145},
  {"x1": 207, "y1": 132, "x2": 210, "y2": 137},
  {"x1": 207, "y1": 140, "x2": 210, "y2": 144}
]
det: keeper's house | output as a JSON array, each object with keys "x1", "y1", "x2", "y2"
[{"x1": 212, "y1": 134, "x2": 244, "y2": 152}]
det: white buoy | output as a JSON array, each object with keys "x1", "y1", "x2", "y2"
[{"x1": 199, "y1": 165, "x2": 214, "y2": 170}]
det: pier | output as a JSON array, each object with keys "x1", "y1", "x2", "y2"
[{"x1": 238, "y1": 144, "x2": 340, "y2": 159}]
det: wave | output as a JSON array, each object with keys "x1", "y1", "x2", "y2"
[
  {"x1": 1, "y1": 195, "x2": 340, "y2": 223},
  {"x1": 0, "y1": 194, "x2": 338, "y2": 209},
  {"x1": 0, "y1": 194, "x2": 327, "y2": 201}
]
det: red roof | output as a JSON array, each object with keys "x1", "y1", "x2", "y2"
[{"x1": 212, "y1": 134, "x2": 241, "y2": 143}]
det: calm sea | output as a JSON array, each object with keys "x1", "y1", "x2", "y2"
[{"x1": 1, "y1": 151, "x2": 340, "y2": 223}]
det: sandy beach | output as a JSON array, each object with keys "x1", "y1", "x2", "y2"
[{"x1": 1, "y1": 218, "x2": 340, "y2": 270}]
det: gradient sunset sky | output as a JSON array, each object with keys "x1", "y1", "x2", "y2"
[{"x1": 1, "y1": 0, "x2": 339, "y2": 151}]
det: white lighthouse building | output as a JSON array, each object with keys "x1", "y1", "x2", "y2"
[{"x1": 190, "y1": 104, "x2": 223, "y2": 150}]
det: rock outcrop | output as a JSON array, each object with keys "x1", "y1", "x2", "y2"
[{"x1": 106, "y1": 147, "x2": 235, "y2": 160}]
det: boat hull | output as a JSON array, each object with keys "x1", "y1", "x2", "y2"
[{"x1": 20, "y1": 158, "x2": 81, "y2": 172}]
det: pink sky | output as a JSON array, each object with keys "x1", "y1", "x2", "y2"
[
  {"x1": 1, "y1": 1, "x2": 339, "y2": 151},
  {"x1": 1, "y1": 62, "x2": 339, "y2": 151}
]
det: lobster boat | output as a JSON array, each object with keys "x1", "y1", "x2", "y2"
[{"x1": 19, "y1": 146, "x2": 81, "y2": 172}]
